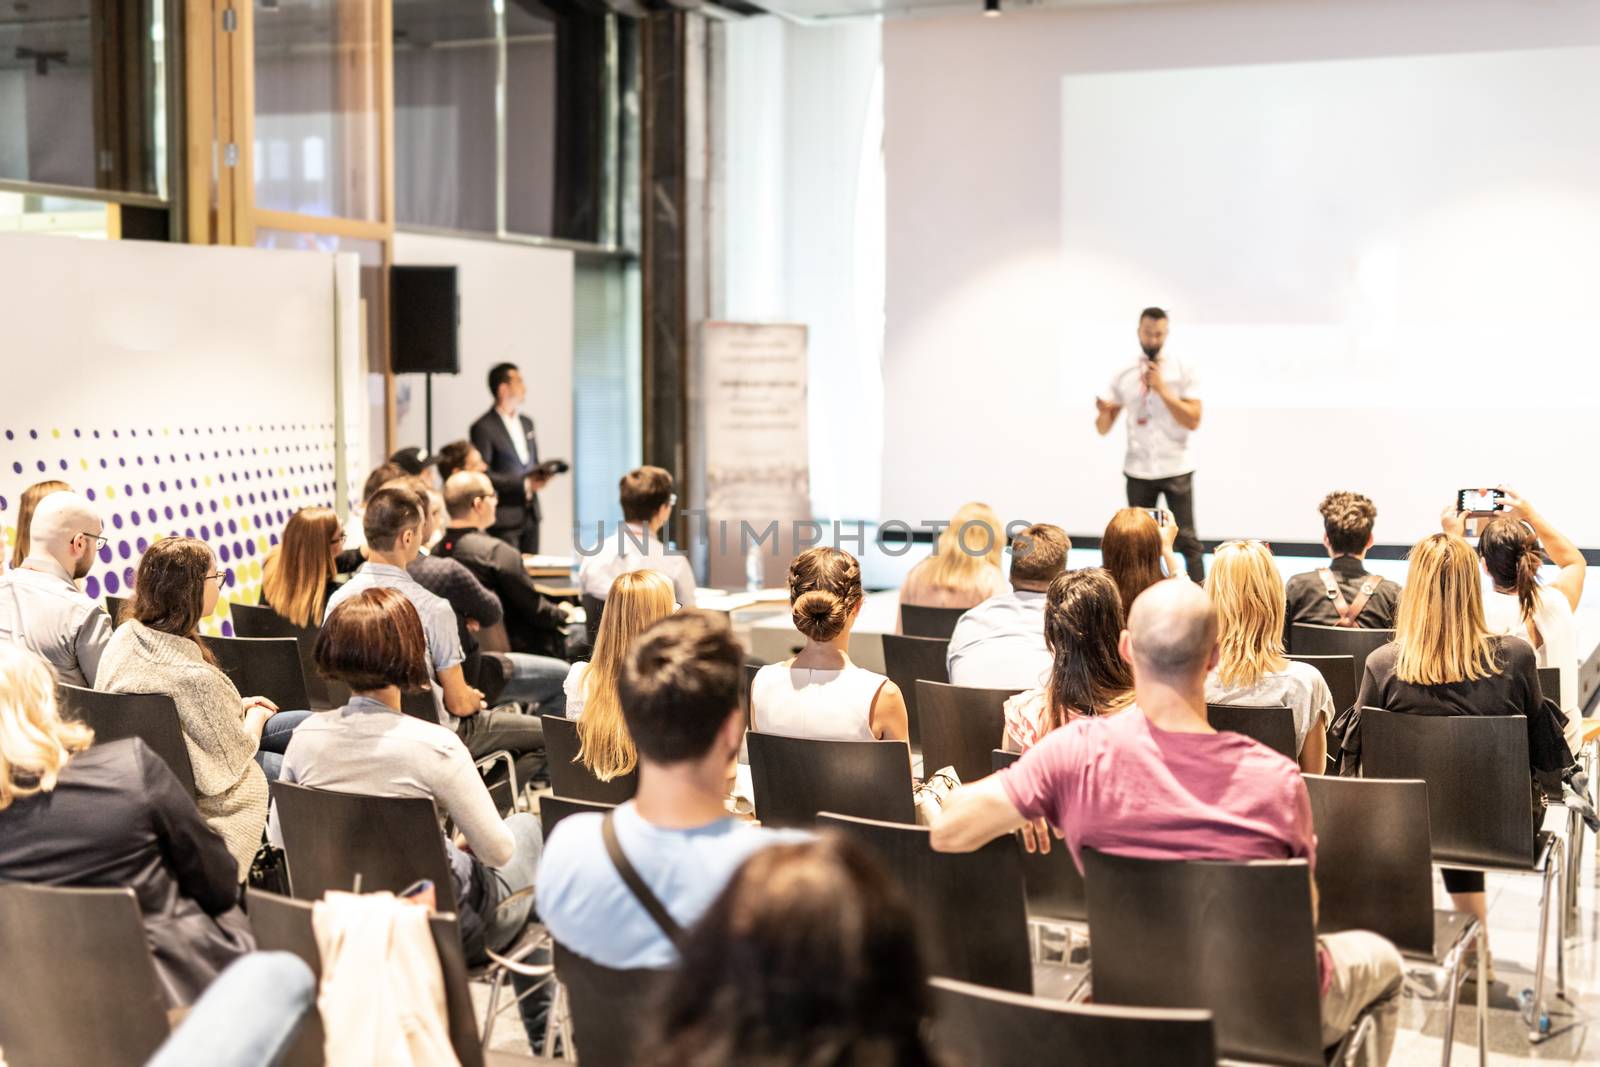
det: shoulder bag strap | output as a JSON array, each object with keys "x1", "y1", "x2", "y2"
[
  {"x1": 601, "y1": 810, "x2": 686, "y2": 950},
  {"x1": 1344, "y1": 573, "x2": 1384, "y2": 626},
  {"x1": 1316, "y1": 568, "x2": 1359, "y2": 627}
]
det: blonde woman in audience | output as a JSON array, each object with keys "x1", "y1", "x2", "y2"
[
  {"x1": 97, "y1": 537, "x2": 303, "y2": 878},
  {"x1": 1459, "y1": 489, "x2": 1585, "y2": 753},
  {"x1": 1003, "y1": 568, "x2": 1133, "y2": 752},
  {"x1": 751, "y1": 547, "x2": 909, "y2": 743},
  {"x1": 0, "y1": 644, "x2": 252, "y2": 1006},
  {"x1": 259, "y1": 505, "x2": 343, "y2": 629},
  {"x1": 1101, "y1": 507, "x2": 1183, "y2": 614},
  {"x1": 895, "y1": 501, "x2": 1008, "y2": 631},
  {"x1": 1355, "y1": 532, "x2": 1567, "y2": 968},
  {"x1": 568, "y1": 569, "x2": 677, "y2": 781},
  {"x1": 1204, "y1": 540, "x2": 1333, "y2": 774},
  {"x1": 6, "y1": 479, "x2": 71, "y2": 573}
]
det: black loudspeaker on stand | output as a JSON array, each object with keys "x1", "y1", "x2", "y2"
[{"x1": 390, "y1": 265, "x2": 461, "y2": 452}]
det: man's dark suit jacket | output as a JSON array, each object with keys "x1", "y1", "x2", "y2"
[{"x1": 469, "y1": 407, "x2": 541, "y2": 552}]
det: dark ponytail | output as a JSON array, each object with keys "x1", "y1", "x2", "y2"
[{"x1": 1479, "y1": 517, "x2": 1542, "y2": 629}]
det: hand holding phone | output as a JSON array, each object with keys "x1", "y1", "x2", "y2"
[{"x1": 1456, "y1": 488, "x2": 1506, "y2": 516}]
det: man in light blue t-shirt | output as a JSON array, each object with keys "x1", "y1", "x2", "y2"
[{"x1": 536, "y1": 611, "x2": 808, "y2": 969}]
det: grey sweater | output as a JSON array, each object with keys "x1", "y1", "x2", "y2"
[{"x1": 97, "y1": 620, "x2": 266, "y2": 880}]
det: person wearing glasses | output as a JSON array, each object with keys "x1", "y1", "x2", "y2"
[
  {"x1": 0, "y1": 490, "x2": 114, "y2": 687},
  {"x1": 578, "y1": 465, "x2": 697, "y2": 610},
  {"x1": 98, "y1": 537, "x2": 310, "y2": 880}
]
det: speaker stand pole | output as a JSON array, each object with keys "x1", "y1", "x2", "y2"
[{"x1": 424, "y1": 372, "x2": 434, "y2": 454}]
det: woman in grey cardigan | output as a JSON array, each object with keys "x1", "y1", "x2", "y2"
[{"x1": 98, "y1": 537, "x2": 294, "y2": 879}]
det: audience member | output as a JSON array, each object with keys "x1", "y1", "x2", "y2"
[
  {"x1": 0, "y1": 490, "x2": 112, "y2": 687},
  {"x1": 895, "y1": 501, "x2": 1008, "y2": 630},
  {"x1": 1470, "y1": 489, "x2": 1586, "y2": 753},
  {"x1": 945, "y1": 523, "x2": 1070, "y2": 689},
  {"x1": 1283, "y1": 491, "x2": 1401, "y2": 644},
  {"x1": 258, "y1": 506, "x2": 343, "y2": 629},
  {"x1": 6, "y1": 478, "x2": 69, "y2": 571},
  {"x1": 325, "y1": 487, "x2": 546, "y2": 786},
  {"x1": 1205, "y1": 540, "x2": 1333, "y2": 774},
  {"x1": 271, "y1": 589, "x2": 542, "y2": 979},
  {"x1": 438, "y1": 471, "x2": 572, "y2": 661},
  {"x1": 436, "y1": 438, "x2": 488, "y2": 483},
  {"x1": 1002, "y1": 568, "x2": 1133, "y2": 752},
  {"x1": 98, "y1": 538, "x2": 303, "y2": 877},
  {"x1": 568, "y1": 570, "x2": 677, "y2": 781},
  {"x1": 931, "y1": 580, "x2": 1404, "y2": 1063},
  {"x1": 1101, "y1": 507, "x2": 1182, "y2": 614},
  {"x1": 752, "y1": 547, "x2": 908, "y2": 743},
  {"x1": 537, "y1": 611, "x2": 809, "y2": 968},
  {"x1": 408, "y1": 488, "x2": 507, "y2": 654},
  {"x1": 335, "y1": 460, "x2": 412, "y2": 564},
  {"x1": 144, "y1": 952, "x2": 316, "y2": 1067},
  {"x1": 578, "y1": 465, "x2": 696, "y2": 609},
  {"x1": 389, "y1": 446, "x2": 439, "y2": 485},
  {"x1": 1352, "y1": 532, "x2": 1570, "y2": 956},
  {"x1": 645, "y1": 838, "x2": 938, "y2": 1067},
  {"x1": 0, "y1": 645, "x2": 253, "y2": 1007}
]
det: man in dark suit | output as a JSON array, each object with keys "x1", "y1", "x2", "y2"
[{"x1": 469, "y1": 362, "x2": 554, "y2": 553}]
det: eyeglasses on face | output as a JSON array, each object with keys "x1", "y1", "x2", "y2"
[
  {"x1": 205, "y1": 571, "x2": 233, "y2": 588},
  {"x1": 78, "y1": 531, "x2": 108, "y2": 552}
]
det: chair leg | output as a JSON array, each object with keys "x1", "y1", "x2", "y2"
[
  {"x1": 1556, "y1": 837, "x2": 1568, "y2": 1000},
  {"x1": 1530, "y1": 847, "x2": 1557, "y2": 1040},
  {"x1": 481, "y1": 966, "x2": 506, "y2": 1052},
  {"x1": 1475, "y1": 924, "x2": 1488, "y2": 1067},
  {"x1": 1439, "y1": 938, "x2": 1465, "y2": 1067}
]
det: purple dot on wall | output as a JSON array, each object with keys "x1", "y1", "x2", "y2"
[
  {"x1": 118, "y1": 458, "x2": 126, "y2": 467},
  {"x1": 123, "y1": 485, "x2": 133, "y2": 496},
  {"x1": 98, "y1": 544, "x2": 112, "y2": 564},
  {"x1": 103, "y1": 573, "x2": 119, "y2": 595},
  {"x1": 184, "y1": 528, "x2": 194, "y2": 538},
  {"x1": 84, "y1": 576, "x2": 100, "y2": 599},
  {"x1": 219, "y1": 544, "x2": 231, "y2": 563},
  {"x1": 2, "y1": 430, "x2": 10, "y2": 441},
  {"x1": 179, "y1": 504, "x2": 189, "y2": 517},
  {"x1": 164, "y1": 506, "x2": 173, "y2": 520},
  {"x1": 246, "y1": 538, "x2": 256, "y2": 555},
  {"x1": 111, "y1": 514, "x2": 123, "y2": 529},
  {"x1": 118, "y1": 542, "x2": 130, "y2": 560},
  {"x1": 92, "y1": 430, "x2": 100, "y2": 439},
  {"x1": 73, "y1": 429, "x2": 80, "y2": 438},
  {"x1": 270, "y1": 534, "x2": 280, "y2": 547},
  {"x1": 57, "y1": 459, "x2": 67, "y2": 471},
  {"x1": 130, "y1": 513, "x2": 141, "y2": 527},
  {"x1": 147, "y1": 509, "x2": 156, "y2": 522},
  {"x1": 189, "y1": 479, "x2": 197, "y2": 488},
  {"x1": 10, "y1": 463, "x2": 20, "y2": 475},
  {"x1": 85, "y1": 488, "x2": 96, "y2": 502},
  {"x1": 209, "y1": 502, "x2": 218, "y2": 513},
  {"x1": 112, "y1": 430, "x2": 119, "y2": 438},
  {"x1": 123, "y1": 567, "x2": 135, "y2": 587},
  {"x1": 228, "y1": 519, "x2": 238, "y2": 534},
  {"x1": 0, "y1": 495, "x2": 6, "y2": 512},
  {"x1": 136, "y1": 537, "x2": 148, "y2": 552},
  {"x1": 136, "y1": 457, "x2": 144, "y2": 466},
  {"x1": 199, "y1": 524, "x2": 210, "y2": 539},
  {"x1": 28, "y1": 429, "x2": 37, "y2": 439},
  {"x1": 99, "y1": 460, "x2": 107, "y2": 469},
  {"x1": 221, "y1": 621, "x2": 234, "y2": 638},
  {"x1": 159, "y1": 481, "x2": 167, "y2": 492},
  {"x1": 34, "y1": 461, "x2": 44, "y2": 472}
]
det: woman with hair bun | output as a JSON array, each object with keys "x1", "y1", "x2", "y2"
[
  {"x1": 750, "y1": 547, "x2": 909, "y2": 743},
  {"x1": 1464, "y1": 488, "x2": 1586, "y2": 752}
]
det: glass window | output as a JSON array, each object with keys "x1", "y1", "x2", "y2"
[
  {"x1": 573, "y1": 256, "x2": 641, "y2": 533},
  {"x1": 0, "y1": 0, "x2": 168, "y2": 197},
  {"x1": 253, "y1": 0, "x2": 383, "y2": 220},
  {"x1": 0, "y1": 190, "x2": 112, "y2": 238}
]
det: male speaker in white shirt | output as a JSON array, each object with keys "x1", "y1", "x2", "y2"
[{"x1": 1094, "y1": 307, "x2": 1206, "y2": 581}]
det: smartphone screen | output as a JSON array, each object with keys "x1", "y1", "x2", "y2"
[
  {"x1": 1457, "y1": 488, "x2": 1504, "y2": 514},
  {"x1": 1146, "y1": 509, "x2": 1165, "y2": 526}
]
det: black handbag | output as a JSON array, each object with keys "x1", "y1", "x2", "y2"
[{"x1": 247, "y1": 842, "x2": 291, "y2": 897}]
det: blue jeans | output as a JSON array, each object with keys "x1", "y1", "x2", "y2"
[
  {"x1": 497, "y1": 652, "x2": 569, "y2": 717},
  {"x1": 254, "y1": 708, "x2": 313, "y2": 781},
  {"x1": 146, "y1": 952, "x2": 316, "y2": 1067}
]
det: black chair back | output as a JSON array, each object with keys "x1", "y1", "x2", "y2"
[
  {"x1": 1286, "y1": 653, "x2": 1357, "y2": 717},
  {"x1": 820, "y1": 812, "x2": 1032, "y2": 994},
  {"x1": 247, "y1": 889, "x2": 486, "y2": 1067},
  {"x1": 105, "y1": 594, "x2": 128, "y2": 627},
  {"x1": 543, "y1": 713, "x2": 639, "y2": 803},
  {"x1": 0, "y1": 884, "x2": 170, "y2": 1067},
  {"x1": 206, "y1": 634, "x2": 312, "y2": 711},
  {"x1": 1359, "y1": 708, "x2": 1534, "y2": 868},
  {"x1": 1082, "y1": 848, "x2": 1324, "y2": 1067},
  {"x1": 230, "y1": 603, "x2": 341, "y2": 710},
  {"x1": 1537, "y1": 666, "x2": 1560, "y2": 703},
  {"x1": 1303, "y1": 775, "x2": 1435, "y2": 956},
  {"x1": 916, "y1": 680, "x2": 1018, "y2": 784},
  {"x1": 992, "y1": 749, "x2": 1085, "y2": 921},
  {"x1": 743, "y1": 661, "x2": 761, "y2": 717},
  {"x1": 553, "y1": 941, "x2": 668, "y2": 1067},
  {"x1": 1288, "y1": 624, "x2": 1393, "y2": 680},
  {"x1": 901, "y1": 603, "x2": 967, "y2": 640},
  {"x1": 1204, "y1": 704, "x2": 1296, "y2": 761},
  {"x1": 268, "y1": 780, "x2": 460, "y2": 912},
  {"x1": 881, "y1": 633, "x2": 949, "y2": 749},
  {"x1": 929, "y1": 976, "x2": 1216, "y2": 1067},
  {"x1": 400, "y1": 688, "x2": 439, "y2": 722},
  {"x1": 539, "y1": 794, "x2": 615, "y2": 839},
  {"x1": 747, "y1": 732, "x2": 915, "y2": 828},
  {"x1": 581, "y1": 593, "x2": 605, "y2": 647},
  {"x1": 58, "y1": 684, "x2": 197, "y2": 795}
]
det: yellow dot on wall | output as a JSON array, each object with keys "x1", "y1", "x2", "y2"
[
  {"x1": 204, "y1": 476, "x2": 212, "y2": 488},
  {"x1": 79, "y1": 459, "x2": 89, "y2": 470},
  {"x1": 51, "y1": 429, "x2": 60, "y2": 438},
  {"x1": 223, "y1": 496, "x2": 232, "y2": 509},
  {"x1": 104, "y1": 486, "x2": 115, "y2": 499}
]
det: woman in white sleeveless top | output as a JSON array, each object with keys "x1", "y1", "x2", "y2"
[
  {"x1": 1474, "y1": 491, "x2": 1586, "y2": 752},
  {"x1": 752, "y1": 547, "x2": 909, "y2": 744}
]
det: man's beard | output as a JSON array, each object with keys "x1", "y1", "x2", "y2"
[
  {"x1": 1140, "y1": 343, "x2": 1162, "y2": 359},
  {"x1": 73, "y1": 552, "x2": 95, "y2": 580}
]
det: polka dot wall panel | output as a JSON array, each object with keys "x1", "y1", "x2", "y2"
[{"x1": 1, "y1": 422, "x2": 338, "y2": 637}]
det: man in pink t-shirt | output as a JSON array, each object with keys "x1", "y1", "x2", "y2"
[{"x1": 931, "y1": 579, "x2": 1403, "y2": 1063}]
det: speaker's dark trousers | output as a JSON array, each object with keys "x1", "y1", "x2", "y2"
[{"x1": 1125, "y1": 471, "x2": 1205, "y2": 582}]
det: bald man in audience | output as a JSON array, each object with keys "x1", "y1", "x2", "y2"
[
  {"x1": 0, "y1": 491, "x2": 113, "y2": 687},
  {"x1": 932, "y1": 580, "x2": 1404, "y2": 1063}
]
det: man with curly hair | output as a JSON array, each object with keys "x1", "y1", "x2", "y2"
[{"x1": 1284, "y1": 491, "x2": 1403, "y2": 645}]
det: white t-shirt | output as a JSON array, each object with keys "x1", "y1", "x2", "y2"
[
  {"x1": 751, "y1": 660, "x2": 889, "y2": 742},
  {"x1": 577, "y1": 522, "x2": 697, "y2": 608},
  {"x1": 1483, "y1": 586, "x2": 1580, "y2": 752},
  {"x1": 1100, "y1": 353, "x2": 1200, "y2": 480},
  {"x1": 563, "y1": 661, "x2": 589, "y2": 720},
  {"x1": 1204, "y1": 660, "x2": 1334, "y2": 760}
]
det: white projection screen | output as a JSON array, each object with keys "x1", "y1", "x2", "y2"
[{"x1": 882, "y1": 42, "x2": 1600, "y2": 546}]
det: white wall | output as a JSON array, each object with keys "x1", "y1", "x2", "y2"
[
  {"x1": 391, "y1": 231, "x2": 576, "y2": 555},
  {"x1": 883, "y1": 0, "x2": 1600, "y2": 545}
]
